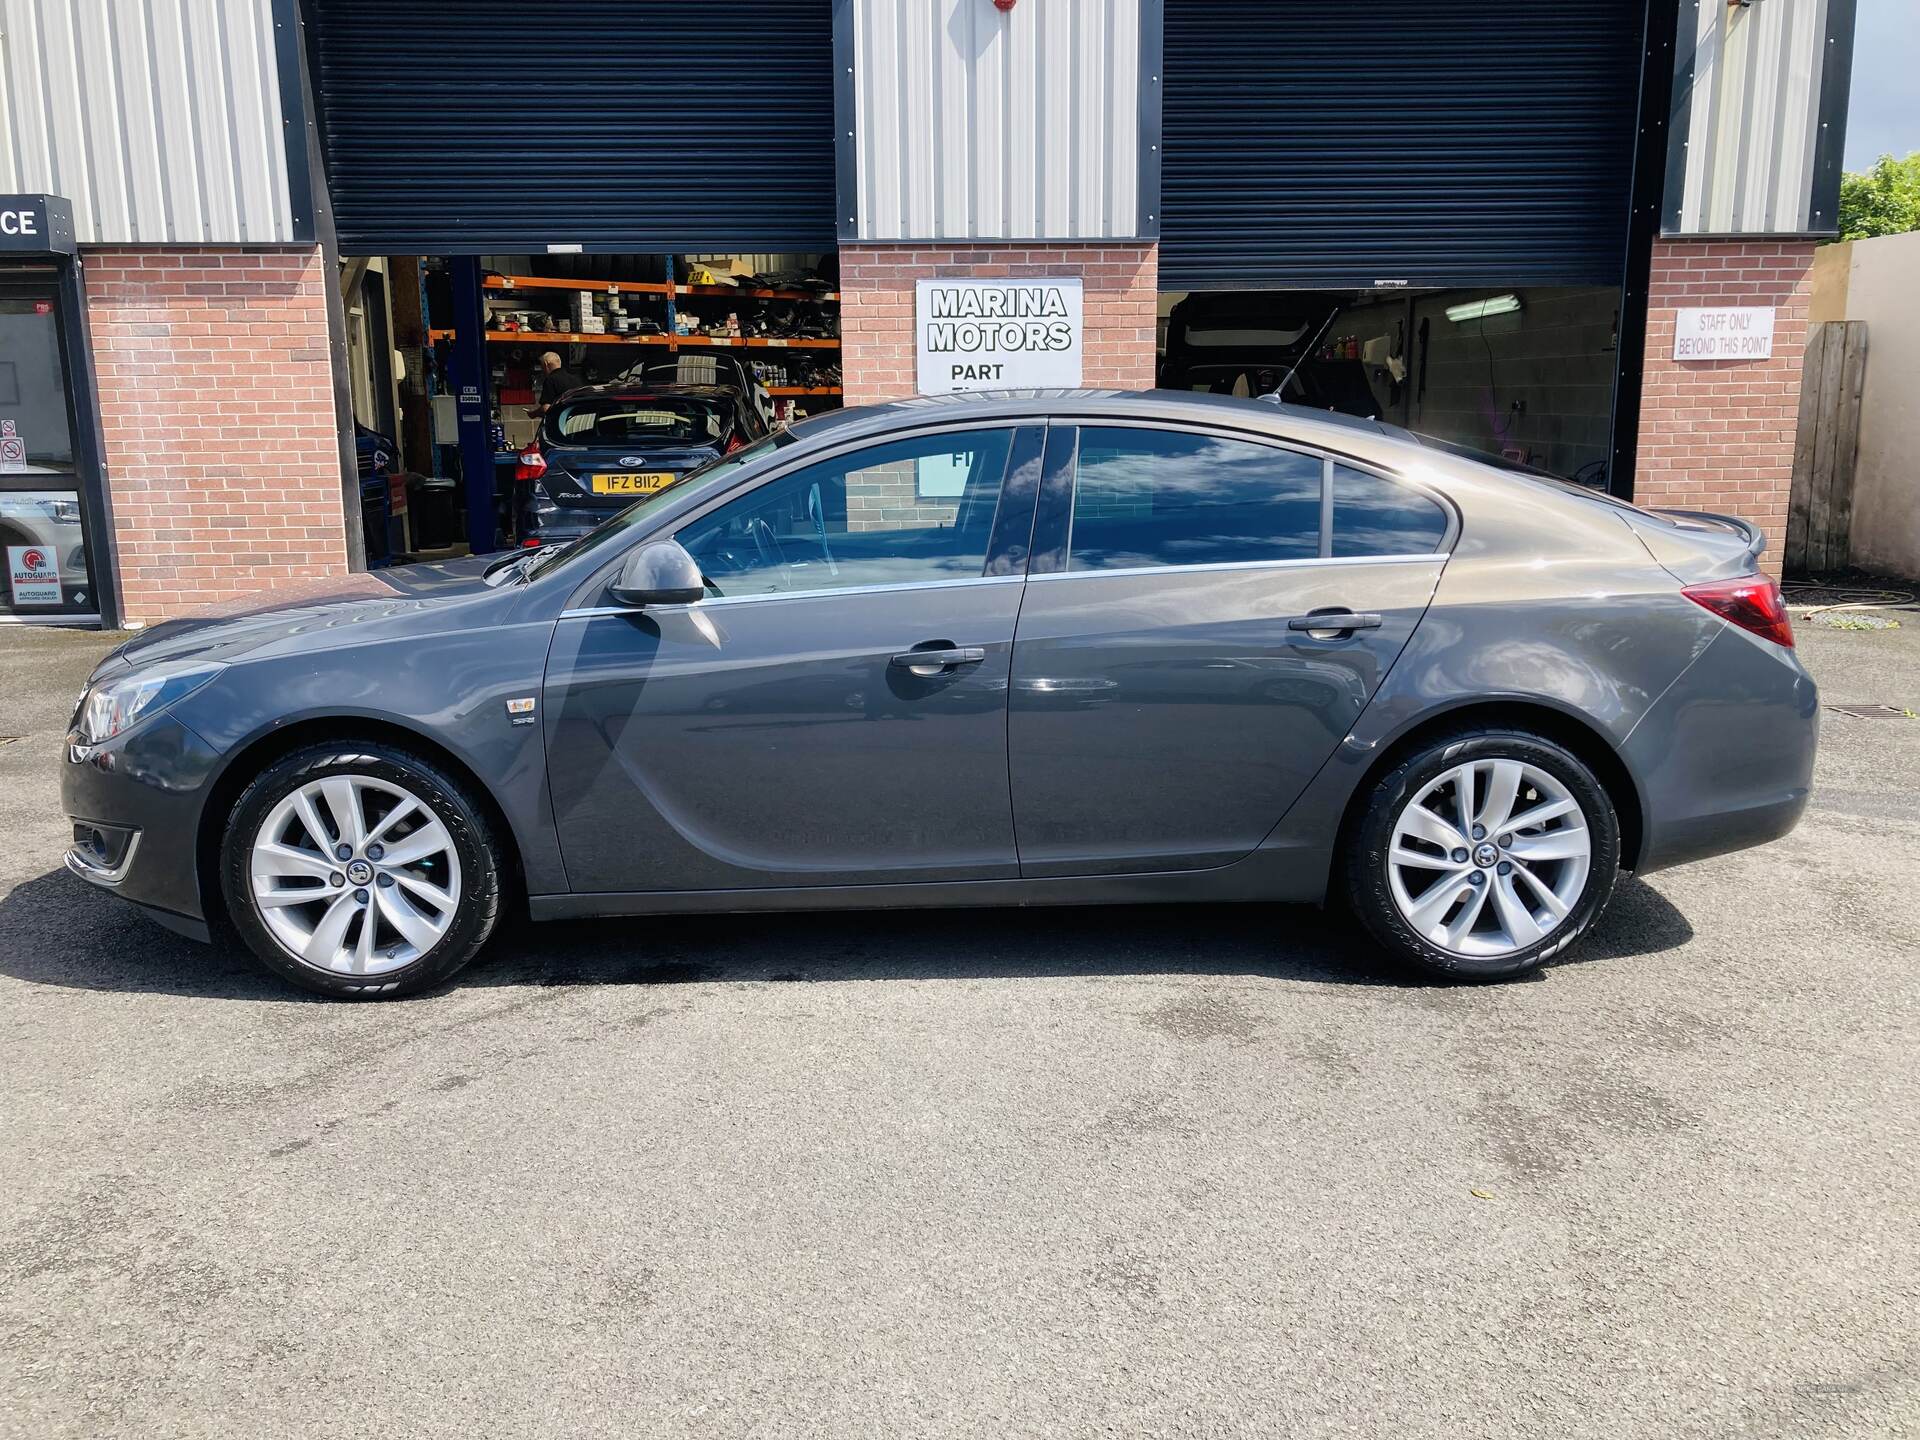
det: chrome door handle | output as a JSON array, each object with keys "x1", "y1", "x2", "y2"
[
  {"x1": 890, "y1": 646, "x2": 986, "y2": 673},
  {"x1": 1287, "y1": 610, "x2": 1383, "y2": 635}
]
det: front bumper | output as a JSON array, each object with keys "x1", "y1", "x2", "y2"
[{"x1": 61, "y1": 712, "x2": 223, "y2": 930}]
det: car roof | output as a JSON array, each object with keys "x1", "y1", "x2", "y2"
[{"x1": 785, "y1": 388, "x2": 1410, "y2": 452}]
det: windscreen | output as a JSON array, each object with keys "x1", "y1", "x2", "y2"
[{"x1": 547, "y1": 396, "x2": 726, "y2": 447}]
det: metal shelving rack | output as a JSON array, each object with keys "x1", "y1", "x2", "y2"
[{"x1": 466, "y1": 263, "x2": 842, "y2": 392}]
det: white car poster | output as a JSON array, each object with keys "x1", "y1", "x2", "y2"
[{"x1": 7, "y1": 543, "x2": 60, "y2": 606}]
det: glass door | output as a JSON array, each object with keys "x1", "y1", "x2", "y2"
[{"x1": 0, "y1": 269, "x2": 99, "y2": 620}]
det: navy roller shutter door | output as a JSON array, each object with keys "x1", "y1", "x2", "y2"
[
  {"x1": 305, "y1": 0, "x2": 836, "y2": 255},
  {"x1": 1160, "y1": 1, "x2": 1645, "y2": 290}
]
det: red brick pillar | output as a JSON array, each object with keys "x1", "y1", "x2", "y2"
[
  {"x1": 82, "y1": 246, "x2": 349, "y2": 624},
  {"x1": 840, "y1": 243, "x2": 1158, "y2": 405},
  {"x1": 1635, "y1": 239, "x2": 1814, "y2": 577}
]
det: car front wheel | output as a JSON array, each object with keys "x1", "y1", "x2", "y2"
[
  {"x1": 1344, "y1": 729, "x2": 1621, "y2": 980},
  {"x1": 220, "y1": 742, "x2": 503, "y2": 998}
]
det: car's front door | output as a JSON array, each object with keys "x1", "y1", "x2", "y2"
[
  {"x1": 544, "y1": 424, "x2": 1043, "y2": 894},
  {"x1": 1008, "y1": 424, "x2": 1450, "y2": 877}
]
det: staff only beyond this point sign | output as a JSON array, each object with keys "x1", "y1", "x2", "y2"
[
  {"x1": 916, "y1": 278, "x2": 1083, "y2": 393},
  {"x1": 1673, "y1": 306, "x2": 1776, "y2": 361}
]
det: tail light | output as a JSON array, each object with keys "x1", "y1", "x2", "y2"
[
  {"x1": 515, "y1": 445, "x2": 547, "y2": 483},
  {"x1": 1682, "y1": 574, "x2": 1794, "y2": 648}
]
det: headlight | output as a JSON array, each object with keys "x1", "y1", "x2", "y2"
[{"x1": 74, "y1": 662, "x2": 223, "y2": 745}]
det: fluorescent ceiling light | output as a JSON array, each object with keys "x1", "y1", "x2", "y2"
[{"x1": 1446, "y1": 294, "x2": 1522, "y2": 323}]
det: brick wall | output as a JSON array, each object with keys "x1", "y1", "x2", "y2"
[
  {"x1": 83, "y1": 246, "x2": 348, "y2": 624},
  {"x1": 839, "y1": 242, "x2": 1158, "y2": 404},
  {"x1": 845, "y1": 458, "x2": 959, "y2": 533},
  {"x1": 1636, "y1": 238, "x2": 1814, "y2": 577}
]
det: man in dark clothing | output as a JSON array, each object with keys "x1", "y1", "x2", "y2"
[{"x1": 529, "y1": 351, "x2": 582, "y2": 419}]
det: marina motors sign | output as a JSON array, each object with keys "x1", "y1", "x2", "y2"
[{"x1": 916, "y1": 278, "x2": 1083, "y2": 393}]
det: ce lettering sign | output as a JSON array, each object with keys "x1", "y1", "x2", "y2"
[
  {"x1": 0, "y1": 195, "x2": 76, "y2": 255},
  {"x1": 916, "y1": 278, "x2": 1083, "y2": 394}
]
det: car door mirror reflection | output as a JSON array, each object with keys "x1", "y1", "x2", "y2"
[{"x1": 611, "y1": 540, "x2": 706, "y2": 607}]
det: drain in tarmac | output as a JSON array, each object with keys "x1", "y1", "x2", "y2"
[{"x1": 1825, "y1": 704, "x2": 1916, "y2": 720}]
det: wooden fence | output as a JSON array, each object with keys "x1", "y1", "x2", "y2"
[{"x1": 1786, "y1": 320, "x2": 1869, "y2": 574}]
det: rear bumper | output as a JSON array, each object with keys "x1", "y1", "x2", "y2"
[
  {"x1": 525, "y1": 499, "x2": 620, "y2": 545},
  {"x1": 1625, "y1": 625, "x2": 1819, "y2": 873}
]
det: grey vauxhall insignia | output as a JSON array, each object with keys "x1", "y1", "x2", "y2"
[{"x1": 61, "y1": 392, "x2": 1817, "y2": 998}]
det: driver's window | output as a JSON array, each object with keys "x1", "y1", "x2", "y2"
[{"x1": 675, "y1": 429, "x2": 1015, "y2": 597}]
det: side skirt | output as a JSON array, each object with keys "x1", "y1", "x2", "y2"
[{"x1": 528, "y1": 845, "x2": 1325, "y2": 922}]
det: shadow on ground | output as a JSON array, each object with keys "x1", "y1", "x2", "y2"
[{"x1": 0, "y1": 866, "x2": 1695, "y2": 1001}]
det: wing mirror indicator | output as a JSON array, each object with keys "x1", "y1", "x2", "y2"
[{"x1": 611, "y1": 540, "x2": 706, "y2": 608}]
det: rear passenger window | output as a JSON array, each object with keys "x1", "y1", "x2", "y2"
[
  {"x1": 1331, "y1": 465, "x2": 1448, "y2": 557},
  {"x1": 1070, "y1": 428, "x2": 1321, "y2": 572}
]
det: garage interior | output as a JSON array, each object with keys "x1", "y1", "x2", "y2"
[
  {"x1": 305, "y1": 0, "x2": 840, "y2": 567},
  {"x1": 1156, "y1": 286, "x2": 1622, "y2": 485},
  {"x1": 338, "y1": 252, "x2": 843, "y2": 566},
  {"x1": 1157, "y1": 0, "x2": 1647, "y2": 493}
]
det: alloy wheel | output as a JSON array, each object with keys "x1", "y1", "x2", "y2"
[
  {"x1": 1385, "y1": 758, "x2": 1591, "y2": 958},
  {"x1": 248, "y1": 774, "x2": 463, "y2": 975}
]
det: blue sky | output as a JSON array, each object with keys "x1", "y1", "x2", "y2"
[{"x1": 1843, "y1": 0, "x2": 1919, "y2": 170}]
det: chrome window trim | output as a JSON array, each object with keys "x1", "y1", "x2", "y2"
[
  {"x1": 1029, "y1": 553, "x2": 1443, "y2": 584},
  {"x1": 560, "y1": 572, "x2": 1026, "y2": 620}
]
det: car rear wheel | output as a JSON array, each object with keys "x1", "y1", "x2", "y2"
[
  {"x1": 220, "y1": 742, "x2": 503, "y2": 998},
  {"x1": 1344, "y1": 729, "x2": 1621, "y2": 980}
]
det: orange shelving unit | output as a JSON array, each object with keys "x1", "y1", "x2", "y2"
[
  {"x1": 485, "y1": 272, "x2": 838, "y2": 304},
  {"x1": 456, "y1": 331, "x2": 839, "y2": 350}
]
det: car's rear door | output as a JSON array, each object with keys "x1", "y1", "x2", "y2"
[
  {"x1": 1008, "y1": 423, "x2": 1450, "y2": 877},
  {"x1": 543, "y1": 424, "x2": 1044, "y2": 894}
]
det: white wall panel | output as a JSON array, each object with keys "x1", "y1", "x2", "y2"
[
  {"x1": 853, "y1": 0, "x2": 1144, "y2": 241},
  {"x1": 1670, "y1": 0, "x2": 1842, "y2": 235},
  {"x1": 0, "y1": 0, "x2": 296, "y2": 245}
]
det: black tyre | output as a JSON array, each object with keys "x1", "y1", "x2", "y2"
[
  {"x1": 1344, "y1": 729, "x2": 1621, "y2": 980},
  {"x1": 220, "y1": 741, "x2": 503, "y2": 998}
]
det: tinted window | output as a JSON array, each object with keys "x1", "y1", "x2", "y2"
[
  {"x1": 1069, "y1": 428, "x2": 1321, "y2": 572},
  {"x1": 1331, "y1": 465, "x2": 1448, "y2": 557},
  {"x1": 677, "y1": 429, "x2": 1014, "y2": 597},
  {"x1": 548, "y1": 395, "x2": 726, "y2": 446},
  {"x1": 522, "y1": 431, "x2": 795, "y2": 584}
]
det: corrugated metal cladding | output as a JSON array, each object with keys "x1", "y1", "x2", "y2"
[
  {"x1": 1159, "y1": 0, "x2": 1645, "y2": 290},
  {"x1": 0, "y1": 0, "x2": 296, "y2": 245},
  {"x1": 306, "y1": 0, "x2": 836, "y2": 255},
  {"x1": 851, "y1": 0, "x2": 1142, "y2": 242},
  {"x1": 1669, "y1": 0, "x2": 1838, "y2": 235}
]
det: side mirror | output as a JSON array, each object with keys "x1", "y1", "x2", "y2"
[{"x1": 611, "y1": 540, "x2": 705, "y2": 607}]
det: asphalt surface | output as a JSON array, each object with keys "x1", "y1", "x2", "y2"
[{"x1": 1, "y1": 606, "x2": 1916, "y2": 1439}]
